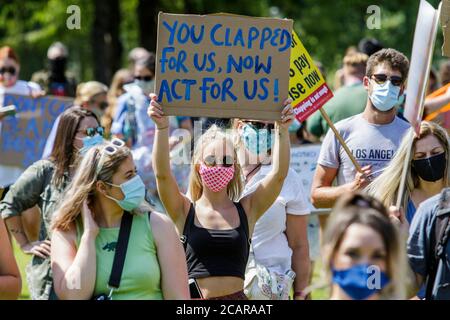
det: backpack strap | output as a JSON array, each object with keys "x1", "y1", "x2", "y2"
[
  {"x1": 108, "y1": 211, "x2": 133, "y2": 290},
  {"x1": 425, "y1": 189, "x2": 450, "y2": 300}
]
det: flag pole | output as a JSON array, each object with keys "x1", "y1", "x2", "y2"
[
  {"x1": 319, "y1": 108, "x2": 363, "y2": 173},
  {"x1": 395, "y1": 0, "x2": 441, "y2": 208}
]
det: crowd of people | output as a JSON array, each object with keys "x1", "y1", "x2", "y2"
[{"x1": 0, "y1": 36, "x2": 450, "y2": 301}]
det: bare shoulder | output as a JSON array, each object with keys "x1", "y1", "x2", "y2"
[{"x1": 149, "y1": 211, "x2": 178, "y2": 235}]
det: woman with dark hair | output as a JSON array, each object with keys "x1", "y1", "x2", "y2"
[{"x1": 0, "y1": 106, "x2": 103, "y2": 300}]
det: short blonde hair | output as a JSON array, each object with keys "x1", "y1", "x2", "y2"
[
  {"x1": 343, "y1": 52, "x2": 368, "y2": 76},
  {"x1": 188, "y1": 125, "x2": 243, "y2": 202},
  {"x1": 75, "y1": 81, "x2": 108, "y2": 105}
]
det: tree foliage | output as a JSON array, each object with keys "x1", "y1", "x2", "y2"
[{"x1": 0, "y1": 0, "x2": 444, "y2": 85}]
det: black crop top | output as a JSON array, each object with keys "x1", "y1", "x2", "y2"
[{"x1": 181, "y1": 202, "x2": 251, "y2": 280}]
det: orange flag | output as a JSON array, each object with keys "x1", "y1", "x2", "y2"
[{"x1": 424, "y1": 83, "x2": 450, "y2": 121}]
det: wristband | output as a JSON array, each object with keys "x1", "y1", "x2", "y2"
[{"x1": 157, "y1": 126, "x2": 169, "y2": 130}]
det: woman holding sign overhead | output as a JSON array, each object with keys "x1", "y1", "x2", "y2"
[{"x1": 148, "y1": 93, "x2": 294, "y2": 299}]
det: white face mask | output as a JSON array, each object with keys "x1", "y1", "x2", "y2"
[
  {"x1": 369, "y1": 79, "x2": 401, "y2": 112},
  {"x1": 135, "y1": 79, "x2": 155, "y2": 94}
]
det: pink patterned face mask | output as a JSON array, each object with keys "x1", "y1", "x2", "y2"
[{"x1": 199, "y1": 163, "x2": 235, "y2": 192}]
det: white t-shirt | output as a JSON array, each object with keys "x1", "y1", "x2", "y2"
[
  {"x1": 0, "y1": 80, "x2": 42, "y2": 186},
  {"x1": 318, "y1": 113, "x2": 411, "y2": 185},
  {"x1": 241, "y1": 165, "x2": 310, "y2": 274}
]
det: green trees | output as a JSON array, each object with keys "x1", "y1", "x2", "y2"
[{"x1": 0, "y1": 0, "x2": 443, "y2": 86}]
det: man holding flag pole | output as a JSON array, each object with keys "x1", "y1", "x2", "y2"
[{"x1": 310, "y1": 48, "x2": 411, "y2": 219}]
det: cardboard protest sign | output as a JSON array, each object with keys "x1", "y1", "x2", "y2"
[
  {"x1": 0, "y1": 94, "x2": 73, "y2": 168},
  {"x1": 441, "y1": 0, "x2": 450, "y2": 57},
  {"x1": 289, "y1": 31, "x2": 333, "y2": 122},
  {"x1": 290, "y1": 144, "x2": 327, "y2": 212},
  {"x1": 404, "y1": 0, "x2": 440, "y2": 134},
  {"x1": 155, "y1": 12, "x2": 293, "y2": 120}
]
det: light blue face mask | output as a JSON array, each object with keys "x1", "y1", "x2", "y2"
[
  {"x1": 242, "y1": 124, "x2": 274, "y2": 155},
  {"x1": 105, "y1": 175, "x2": 146, "y2": 211},
  {"x1": 288, "y1": 120, "x2": 302, "y2": 133},
  {"x1": 135, "y1": 79, "x2": 155, "y2": 94},
  {"x1": 369, "y1": 80, "x2": 401, "y2": 112},
  {"x1": 79, "y1": 134, "x2": 104, "y2": 155}
]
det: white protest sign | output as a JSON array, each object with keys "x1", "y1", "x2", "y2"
[{"x1": 290, "y1": 144, "x2": 327, "y2": 213}]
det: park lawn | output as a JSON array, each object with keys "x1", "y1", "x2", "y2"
[
  {"x1": 12, "y1": 240, "x2": 31, "y2": 300},
  {"x1": 310, "y1": 259, "x2": 330, "y2": 300},
  {"x1": 13, "y1": 241, "x2": 329, "y2": 300}
]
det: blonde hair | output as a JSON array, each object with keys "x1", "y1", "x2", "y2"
[
  {"x1": 188, "y1": 124, "x2": 243, "y2": 202},
  {"x1": 322, "y1": 192, "x2": 408, "y2": 300},
  {"x1": 74, "y1": 81, "x2": 108, "y2": 105},
  {"x1": 343, "y1": 52, "x2": 368, "y2": 76},
  {"x1": 103, "y1": 69, "x2": 133, "y2": 136},
  {"x1": 52, "y1": 142, "x2": 149, "y2": 231},
  {"x1": 366, "y1": 121, "x2": 450, "y2": 209}
]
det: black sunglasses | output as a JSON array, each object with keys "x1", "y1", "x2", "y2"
[
  {"x1": 370, "y1": 74, "x2": 403, "y2": 87},
  {"x1": 135, "y1": 76, "x2": 153, "y2": 81},
  {"x1": 79, "y1": 126, "x2": 105, "y2": 137},
  {"x1": 244, "y1": 121, "x2": 275, "y2": 131},
  {"x1": 0, "y1": 66, "x2": 16, "y2": 75},
  {"x1": 203, "y1": 155, "x2": 234, "y2": 167}
]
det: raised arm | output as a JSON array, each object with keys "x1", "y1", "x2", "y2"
[
  {"x1": 151, "y1": 212, "x2": 190, "y2": 299},
  {"x1": 242, "y1": 99, "x2": 293, "y2": 226},
  {"x1": 51, "y1": 202, "x2": 98, "y2": 300},
  {"x1": 148, "y1": 94, "x2": 190, "y2": 230},
  {"x1": 0, "y1": 218, "x2": 21, "y2": 299}
]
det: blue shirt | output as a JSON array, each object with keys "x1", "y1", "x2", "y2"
[
  {"x1": 406, "y1": 198, "x2": 417, "y2": 225},
  {"x1": 407, "y1": 189, "x2": 450, "y2": 300},
  {"x1": 111, "y1": 91, "x2": 154, "y2": 148}
]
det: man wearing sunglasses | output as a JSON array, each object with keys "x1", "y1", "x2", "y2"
[{"x1": 311, "y1": 48, "x2": 411, "y2": 218}]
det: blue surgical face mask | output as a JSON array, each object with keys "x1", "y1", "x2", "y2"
[
  {"x1": 369, "y1": 80, "x2": 401, "y2": 112},
  {"x1": 105, "y1": 175, "x2": 146, "y2": 211},
  {"x1": 79, "y1": 134, "x2": 104, "y2": 155},
  {"x1": 332, "y1": 263, "x2": 390, "y2": 300},
  {"x1": 242, "y1": 124, "x2": 274, "y2": 155}
]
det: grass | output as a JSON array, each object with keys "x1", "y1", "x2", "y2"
[
  {"x1": 310, "y1": 259, "x2": 330, "y2": 300},
  {"x1": 12, "y1": 240, "x2": 31, "y2": 300},
  {"x1": 13, "y1": 241, "x2": 329, "y2": 300}
]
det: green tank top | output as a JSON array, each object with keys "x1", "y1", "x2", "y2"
[{"x1": 75, "y1": 212, "x2": 163, "y2": 300}]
